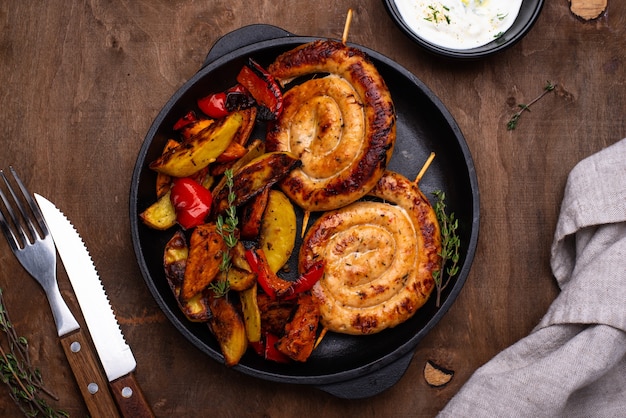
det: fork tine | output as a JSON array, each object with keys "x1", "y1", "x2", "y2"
[
  {"x1": 0, "y1": 170, "x2": 23, "y2": 251},
  {"x1": 0, "y1": 167, "x2": 47, "y2": 249}
]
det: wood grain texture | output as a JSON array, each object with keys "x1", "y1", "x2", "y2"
[
  {"x1": 59, "y1": 329, "x2": 121, "y2": 417},
  {"x1": 1, "y1": 1, "x2": 625, "y2": 417}
]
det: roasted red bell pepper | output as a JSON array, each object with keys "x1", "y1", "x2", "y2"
[
  {"x1": 236, "y1": 58, "x2": 283, "y2": 120},
  {"x1": 250, "y1": 332, "x2": 290, "y2": 363},
  {"x1": 197, "y1": 92, "x2": 230, "y2": 119},
  {"x1": 170, "y1": 177, "x2": 212, "y2": 229},
  {"x1": 172, "y1": 110, "x2": 198, "y2": 131},
  {"x1": 244, "y1": 248, "x2": 291, "y2": 300},
  {"x1": 282, "y1": 261, "x2": 325, "y2": 300}
]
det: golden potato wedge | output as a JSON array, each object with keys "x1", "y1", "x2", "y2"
[
  {"x1": 208, "y1": 296, "x2": 248, "y2": 367},
  {"x1": 139, "y1": 190, "x2": 177, "y2": 230},
  {"x1": 240, "y1": 187, "x2": 270, "y2": 240},
  {"x1": 214, "y1": 260, "x2": 256, "y2": 292},
  {"x1": 181, "y1": 291, "x2": 212, "y2": 322},
  {"x1": 210, "y1": 138, "x2": 265, "y2": 193},
  {"x1": 259, "y1": 190, "x2": 296, "y2": 273},
  {"x1": 163, "y1": 231, "x2": 211, "y2": 322},
  {"x1": 181, "y1": 223, "x2": 226, "y2": 302},
  {"x1": 230, "y1": 241, "x2": 252, "y2": 273},
  {"x1": 211, "y1": 151, "x2": 301, "y2": 216},
  {"x1": 155, "y1": 139, "x2": 180, "y2": 198},
  {"x1": 163, "y1": 230, "x2": 188, "y2": 292},
  {"x1": 232, "y1": 107, "x2": 257, "y2": 146},
  {"x1": 149, "y1": 111, "x2": 243, "y2": 177},
  {"x1": 240, "y1": 284, "x2": 261, "y2": 343}
]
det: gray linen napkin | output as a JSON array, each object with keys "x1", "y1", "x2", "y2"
[{"x1": 438, "y1": 138, "x2": 626, "y2": 418}]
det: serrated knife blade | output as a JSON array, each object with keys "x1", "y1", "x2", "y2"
[{"x1": 35, "y1": 194, "x2": 154, "y2": 418}]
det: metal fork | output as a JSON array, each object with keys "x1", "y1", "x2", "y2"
[
  {"x1": 0, "y1": 167, "x2": 79, "y2": 335},
  {"x1": 0, "y1": 167, "x2": 123, "y2": 416}
]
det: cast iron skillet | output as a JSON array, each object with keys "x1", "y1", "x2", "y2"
[{"x1": 130, "y1": 25, "x2": 480, "y2": 399}]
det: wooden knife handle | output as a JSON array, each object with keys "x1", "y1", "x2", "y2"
[
  {"x1": 59, "y1": 329, "x2": 121, "y2": 418},
  {"x1": 110, "y1": 372, "x2": 155, "y2": 418}
]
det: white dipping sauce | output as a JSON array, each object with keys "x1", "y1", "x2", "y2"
[{"x1": 394, "y1": 0, "x2": 523, "y2": 50}]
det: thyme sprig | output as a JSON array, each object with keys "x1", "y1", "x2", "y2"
[
  {"x1": 432, "y1": 191, "x2": 460, "y2": 308},
  {"x1": 507, "y1": 81, "x2": 557, "y2": 130},
  {"x1": 212, "y1": 168, "x2": 238, "y2": 297},
  {"x1": 0, "y1": 289, "x2": 68, "y2": 417}
]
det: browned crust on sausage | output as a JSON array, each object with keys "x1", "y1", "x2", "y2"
[
  {"x1": 299, "y1": 170, "x2": 441, "y2": 335},
  {"x1": 266, "y1": 40, "x2": 396, "y2": 211}
]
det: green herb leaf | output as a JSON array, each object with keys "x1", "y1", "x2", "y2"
[
  {"x1": 507, "y1": 81, "x2": 557, "y2": 131},
  {"x1": 432, "y1": 191, "x2": 461, "y2": 308}
]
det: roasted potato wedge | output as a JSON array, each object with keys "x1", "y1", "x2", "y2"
[
  {"x1": 208, "y1": 295, "x2": 248, "y2": 367},
  {"x1": 230, "y1": 241, "x2": 252, "y2": 273},
  {"x1": 181, "y1": 223, "x2": 226, "y2": 302},
  {"x1": 211, "y1": 151, "x2": 301, "y2": 216},
  {"x1": 259, "y1": 189, "x2": 296, "y2": 273},
  {"x1": 149, "y1": 111, "x2": 243, "y2": 177},
  {"x1": 232, "y1": 106, "x2": 257, "y2": 146},
  {"x1": 240, "y1": 284, "x2": 261, "y2": 343},
  {"x1": 155, "y1": 139, "x2": 180, "y2": 198},
  {"x1": 163, "y1": 230, "x2": 188, "y2": 291},
  {"x1": 240, "y1": 187, "x2": 270, "y2": 240},
  {"x1": 139, "y1": 190, "x2": 176, "y2": 230},
  {"x1": 211, "y1": 138, "x2": 265, "y2": 193},
  {"x1": 181, "y1": 291, "x2": 212, "y2": 322},
  {"x1": 216, "y1": 266, "x2": 256, "y2": 292},
  {"x1": 163, "y1": 231, "x2": 211, "y2": 322}
]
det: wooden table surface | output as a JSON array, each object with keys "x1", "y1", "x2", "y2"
[{"x1": 1, "y1": 1, "x2": 624, "y2": 417}]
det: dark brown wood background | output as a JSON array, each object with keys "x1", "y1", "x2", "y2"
[{"x1": 1, "y1": 1, "x2": 624, "y2": 417}]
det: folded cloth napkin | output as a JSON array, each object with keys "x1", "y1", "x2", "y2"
[{"x1": 438, "y1": 138, "x2": 626, "y2": 418}]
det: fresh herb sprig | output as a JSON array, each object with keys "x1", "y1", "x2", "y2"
[
  {"x1": 507, "y1": 81, "x2": 557, "y2": 130},
  {"x1": 212, "y1": 168, "x2": 238, "y2": 297},
  {"x1": 0, "y1": 289, "x2": 68, "y2": 417},
  {"x1": 432, "y1": 191, "x2": 460, "y2": 308}
]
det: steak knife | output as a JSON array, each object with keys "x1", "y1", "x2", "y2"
[{"x1": 35, "y1": 194, "x2": 154, "y2": 418}]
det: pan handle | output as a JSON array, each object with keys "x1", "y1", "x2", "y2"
[
  {"x1": 314, "y1": 351, "x2": 414, "y2": 399},
  {"x1": 202, "y1": 24, "x2": 293, "y2": 68}
]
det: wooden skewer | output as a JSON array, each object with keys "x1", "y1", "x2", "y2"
[
  {"x1": 342, "y1": 8, "x2": 354, "y2": 44},
  {"x1": 301, "y1": 210, "x2": 311, "y2": 238},
  {"x1": 314, "y1": 327, "x2": 328, "y2": 349},
  {"x1": 415, "y1": 152, "x2": 436, "y2": 184}
]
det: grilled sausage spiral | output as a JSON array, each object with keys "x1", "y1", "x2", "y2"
[
  {"x1": 266, "y1": 40, "x2": 396, "y2": 211},
  {"x1": 299, "y1": 171, "x2": 441, "y2": 335}
]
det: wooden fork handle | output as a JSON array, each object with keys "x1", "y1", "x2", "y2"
[{"x1": 60, "y1": 328, "x2": 121, "y2": 418}]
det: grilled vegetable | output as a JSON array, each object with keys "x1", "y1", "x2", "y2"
[
  {"x1": 244, "y1": 248, "x2": 291, "y2": 300},
  {"x1": 259, "y1": 189, "x2": 296, "y2": 273},
  {"x1": 170, "y1": 177, "x2": 213, "y2": 230},
  {"x1": 163, "y1": 231, "x2": 211, "y2": 322},
  {"x1": 240, "y1": 187, "x2": 270, "y2": 240},
  {"x1": 139, "y1": 190, "x2": 176, "y2": 230},
  {"x1": 239, "y1": 284, "x2": 261, "y2": 343},
  {"x1": 198, "y1": 92, "x2": 230, "y2": 119},
  {"x1": 208, "y1": 295, "x2": 247, "y2": 367},
  {"x1": 236, "y1": 58, "x2": 283, "y2": 120},
  {"x1": 211, "y1": 151, "x2": 301, "y2": 217},
  {"x1": 181, "y1": 223, "x2": 226, "y2": 302},
  {"x1": 149, "y1": 111, "x2": 243, "y2": 177}
]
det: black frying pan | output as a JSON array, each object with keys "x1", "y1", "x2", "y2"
[{"x1": 130, "y1": 24, "x2": 480, "y2": 399}]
